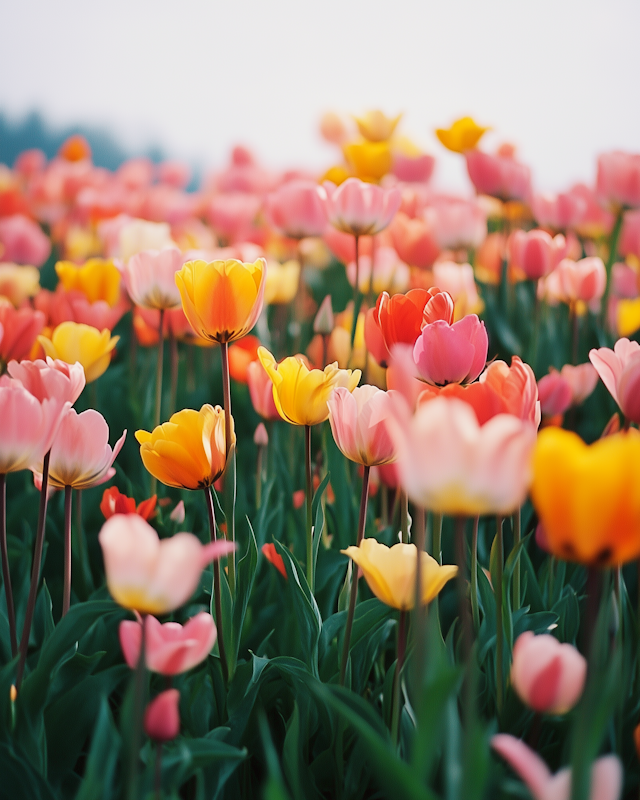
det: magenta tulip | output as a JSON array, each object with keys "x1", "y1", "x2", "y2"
[
  {"x1": 413, "y1": 315, "x2": 488, "y2": 386},
  {"x1": 590, "y1": 337, "x2": 640, "y2": 424},
  {"x1": 465, "y1": 148, "x2": 531, "y2": 202},
  {"x1": 327, "y1": 385, "x2": 396, "y2": 467}
]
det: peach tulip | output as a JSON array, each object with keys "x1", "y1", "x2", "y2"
[
  {"x1": 590, "y1": 338, "x2": 640, "y2": 424},
  {"x1": 144, "y1": 689, "x2": 180, "y2": 742},
  {"x1": 413, "y1": 314, "x2": 488, "y2": 386},
  {"x1": 511, "y1": 631, "x2": 586, "y2": 714},
  {"x1": 99, "y1": 513, "x2": 236, "y2": 614},
  {"x1": 0, "y1": 263, "x2": 40, "y2": 306},
  {"x1": 389, "y1": 211, "x2": 440, "y2": 269},
  {"x1": 387, "y1": 396, "x2": 536, "y2": 516},
  {"x1": 0, "y1": 304, "x2": 45, "y2": 365},
  {"x1": 0, "y1": 214, "x2": 51, "y2": 267},
  {"x1": 480, "y1": 357, "x2": 540, "y2": 426},
  {"x1": 119, "y1": 248, "x2": 184, "y2": 310},
  {"x1": 491, "y1": 735, "x2": 622, "y2": 800},
  {"x1": 555, "y1": 257, "x2": 606, "y2": 305},
  {"x1": 8, "y1": 356, "x2": 84, "y2": 405},
  {"x1": 323, "y1": 178, "x2": 401, "y2": 237},
  {"x1": 119, "y1": 612, "x2": 217, "y2": 675},
  {"x1": 465, "y1": 148, "x2": 531, "y2": 202},
  {"x1": 327, "y1": 385, "x2": 396, "y2": 467},
  {"x1": 596, "y1": 150, "x2": 640, "y2": 209},
  {"x1": 509, "y1": 229, "x2": 567, "y2": 280},
  {"x1": 265, "y1": 180, "x2": 328, "y2": 239},
  {"x1": 246, "y1": 360, "x2": 280, "y2": 421}
]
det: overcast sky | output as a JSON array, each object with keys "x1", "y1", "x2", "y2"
[{"x1": 2, "y1": 0, "x2": 639, "y2": 193}]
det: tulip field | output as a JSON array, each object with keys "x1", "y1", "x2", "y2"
[{"x1": 1, "y1": 114, "x2": 640, "y2": 799}]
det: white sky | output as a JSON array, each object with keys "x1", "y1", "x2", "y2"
[{"x1": 2, "y1": 0, "x2": 639, "y2": 193}]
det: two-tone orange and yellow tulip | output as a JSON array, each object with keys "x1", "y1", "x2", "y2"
[{"x1": 55, "y1": 258, "x2": 122, "y2": 307}]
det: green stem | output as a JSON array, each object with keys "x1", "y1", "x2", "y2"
[
  {"x1": 204, "y1": 487, "x2": 228, "y2": 684},
  {"x1": 431, "y1": 511, "x2": 443, "y2": 635},
  {"x1": 169, "y1": 327, "x2": 178, "y2": 417},
  {"x1": 154, "y1": 308, "x2": 165, "y2": 429},
  {"x1": 339, "y1": 465, "x2": 370, "y2": 687},
  {"x1": 255, "y1": 444, "x2": 264, "y2": 509},
  {"x1": 470, "y1": 516, "x2": 480, "y2": 633},
  {"x1": 220, "y1": 341, "x2": 236, "y2": 595},
  {"x1": 602, "y1": 207, "x2": 624, "y2": 323},
  {"x1": 62, "y1": 485, "x2": 72, "y2": 617},
  {"x1": 305, "y1": 425, "x2": 314, "y2": 592},
  {"x1": 512, "y1": 506, "x2": 521, "y2": 611},
  {"x1": 0, "y1": 474, "x2": 17, "y2": 657},
  {"x1": 400, "y1": 491, "x2": 409, "y2": 544},
  {"x1": 411, "y1": 505, "x2": 427, "y2": 703},
  {"x1": 350, "y1": 235, "x2": 360, "y2": 347},
  {"x1": 455, "y1": 516, "x2": 471, "y2": 663},
  {"x1": 154, "y1": 742, "x2": 163, "y2": 800},
  {"x1": 495, "y1": 516, "x2": 504, "y2": 716},
  {"x1": 126, "y1": 613, "x2": 148, "y2": 800},
  {"x1": 74, "y1": 489, "x2": 88, "y2": 600},
  {"x1": 391, "y1": 610, "x2": 407, "y2": 747}
]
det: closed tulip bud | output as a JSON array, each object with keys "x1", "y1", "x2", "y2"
[
  {"x1": 254, "y1": 422, "x2": 269, "y2": 447},
  {"x1": 596, "y1": 150, "x2": 640, "y2": 210},
  {"x1": 246, "y1": 361, "x2": 280, "y2": 421},
  {"x1": 589, "y1": 338, "x2": 640, "y2": 424},
  {"x1": 465, "y1": 148, "x2": 532, "y2": 202},
  {"x1": 169, "y1": 500, "x2": 185, "y2": 523},
  {"x1": 537, "y1": 372, "x2": 573, "y2": 417},
  {"x1": 480, "y1": 356, "x2": 540, "y2": 426},
  {"x1": 556, "y1": 257, "x2": 606, "y2": 305},
  {"x1": 509, "y1": 229, "x2": 567, "y2": 280},
  {"x1": 39, "y1": 322, "x2": 119, "y2": 383},
  {"x1": 343, "y1": 141, "x2": 393, "y2": 182},
  {"x1": 264, "y1": 259, "x2": 300, "y2": 305},
  {"x1": 0, "y1": 304, "x2": 45, "y2": 365},
  {"x1": 0, "y1": 214, "x2": 51, "y2": 267},
  {"x1": 144, "y1": 689, "x2": 180, "y2": 742},
  {"x1": 313, "y1": 295, "x2": 334, "y2": 336},
  {"x1": 389, "y1": 212, "x2": 440, "y2": 269}
]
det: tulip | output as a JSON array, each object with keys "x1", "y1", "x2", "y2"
[
  {"x1": 373, "y1": 287, "x2": 454, "y2": 357},
  {"x1": 136, "y1": 405, "x2": 232, "y2": 491},
  {"x1": 144, "y1": 689, "x2": 180, "y2": 742},
  {"x1": 537, "y1": 372, "x2": 573, "y2": 418},
  {"x1": 389, "y1": 211, "x2": 440, "y2": 269},
  {"x1": 100, "y1": 487, "x2": 156, "y2": 521},
  {"x1": 99, "y1": 513, "x2": 236, "y2": 614},
  {"x1": 328, "y1": 385, "x2": 396, "y2": 467},
  {"x1": 205, "y1": 192, "x2": 262, "y2": 244},
  {"x1": 424, "y1": 196, "x2": 487, "y2": 251},
  {"x1": 511, "y1": 631, "x2": 586, "y2": 714},
  {"x1": 55, "y1": 258, "x2": 122, "y2": 307},
  {"x1": 589, "y1": 338, "x2": 640, "y2": 424},
  {"x1": 132, "y1": 306, "x2": 197, "y2": 346},
  {"x1": 466, "y1": 148, "x2": 531, "y2": 202},
  {"x1": 323, "y1": 178, "x2": 401, "y2": 237},
  {"x1": 509, "y1": 229, "x2": 567, "y2": 280},
  {"x1": 343, "y1": 141, "x2": 393, "y2": 182},
  {"x1": 228, "y1": 336, "x2": 261, "y2": 384},
  {"x1": 435, "y1": 116, "x2": 489, "y2": 154},
  {"x1": 559, "y1": 362, "x2": 598, "y2": 406},
  {"x1": 39, "y1": 322, "x2": 119, "y2": 383},
  {"x1": 7, "y1": 357, "x2": 85, "y2": 404},
  {"x1": 34, "y1": 285, "x2": 128, "y2": 332},
  {"x1": 320, "y1": 111, "x2": 348, "y2": 145},
  {"x1": 246, "y1": 360, "x2": 280, "y2": 421},
  {"x1": 323, "y1": 227, "x2": 374, "y2": 264},
  {"x1": 341, "y1": 539, "x2": 457, "y2": 610},
  {"x1": 119, "y1": 612, "x2": 216, "y2": 675},
  {"x1": 480, "y1": 356, "x2": 540, "y2": 426},
  {"x1": 413, "y1": 314, "x2": 488, "y2": 386},
  {"x1": 387, "y1": 396, "x2": 536, "y2": 516},
  {"x1": 175, "y1": 258, "x2": 266, "y2": 345},
  {"x1": 596, "y1": 150, "x2": 640, "y2": 209},
  {"x1": 119, "y1": 248, "x2": 184, "y2": 310},
  {"x1": 531, "y1": 427, "x2": 640, "y2": 565},
  {"x1": 264, "y1": 259, "x2": 300, "y2": 305},
  {"x1": 118, "y1": 218, "x2": 177, "y2": 261},
  {"x1": 0, "y1": 214, "x2": 51, "y2": 267},
  {"x1": 0, "y1": 304, "x2": 45, "y2": 365},
  {"x1": 0, "y1": 263, "x2": 40, "y2": 306},
  {"x1": 432, "y1": 261, "x2": 484, "y2": 319},
  {"x1": 364, "y1": 307, "x2": 391, "y2": 368},
  {"x1": 555, "y1": 257, "x2": 606, "y2": 306},
  {"x1": 265, "y1": 180, "x2": 328, "y2": 239},
  {"x1": 346, "y1": 247, "x2": 409, "y2": 296},
  {"x1": 262, "y1": 543, "x2": 287, "y2": 578},
  {"x1": 354, "y1": 110, "x2": 401, "y2": 143},
  {"x1": 491, "y1": 735, "x2": 622, "y2": 800},
  {"x1": 392, "y1": 150, "x2": 435, "y2": 183},
  {"x1": 59, "y1": 133, "x2": 91, "y2": 162}
]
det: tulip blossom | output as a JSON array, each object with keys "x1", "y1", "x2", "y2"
[
  {"x1": 228, "y1": 336, "x2": 261, "y2": 384},
  {"x1": 264, "y1": 260, "x2": 300, "y2": 305},
  {"x1": 531, "y1": 427, "x2": 640, "y2": 565},
  {"x1": 389, "y1": 211, "x2": 440, "y2": 269},
  {"x1": 341, "y1": 539, "x2": 457, "y2": 610},
  {"x1": 205, "y1": 192, "x2": 262, "y2": 244},
  {"x1": 511, "y1": 631, "x2": 586, "y2": 715},
  {"x1": 55, "y1": 258, "x2": 122, "y2": 307},
  {"x1": 132, "y1": 306, "x2": 198, "y2": 347},
  {"x1": 465, "y1": 147, "x2": 531, "y2": 202},
  {"x1": 373, "y1": 287, "x2": 454, "y2": 356},
  {"x1": 0, "y1": 304, "x2": 45, "y2": 365},
  {"x1": 413, "y1": 314, "x2": 488, "y2": 386},
  {"x1": 7, "y1": 357, "x2": 85, "y2": 405},
  {"x1": 589, "y1": 338, "x2": 640, "y2": 424},
  {"x1": 100, "y1": 486, "x2": 156, "y2": 521},
  {"x1": 492, "y1": 735, "x2": 622, "y2": 800},
  {"x1": 0, "y1": 214, "x2": 51, "y2": 267},
  {"x1": 346, "y1": 247, "x2": 409, "y2": 296},
  {"x1": 99, "y1": 513, "x2": 236, "y2": 614},
  {"x1": 509, "y1": 229, "x2": 567, "y2": 281},
  {"x1": 435, "y1": 116, "x2": 489, "y2": 153},
  {"x1": 392, "y1": 150, "x2": 435, "y2": 183},
  {"x1": 537, "y1": 372, "x2": 573, "y2": 417},
  {"x1": 119, "y1": 248, "x2": 184, "y2": 310},
  {"x1": 387, "y1": 396, "x2": 536, "y2": 516},
  {"x1": 39, "y1": 322, "x2": 119, "y2": 383},
  {"x1": 246, "y1": 360, "x2": 280, "y2": 421},
  {"x1": 258, "y1": 347, "x2": 361, "y2": 426},
  {"x1": 343, "y1": 140, "x2": 393, "y2": 182},
  {"x1": 354, "y1": 110, "x2": 401, "y2": 143},
  {"x1": 323, "y1": 178, "x2": 401, "y2": 237},
  {"x1": 116, "y1": 218, "x2": 177, "y2": 261},
  {"x1": 431, "y1": 262, "x2": 483, "y2": 319},
  {"x1": 34, "y1": 285, "x2": 128, "y2": 332},
  {"x1": 262, "y1": 543, "x2": 287, "y2": 578},
  {"x1": 144, "y1": 689, "x2": 181, "y2": 742},
  {"x1": 424, "y1": 196, "x2": 487, "y2": 251},
  {"x1": 265, "y1": 180, "x2": 328, "y2": 239},
  {"x1": 0, "y1": 263, "x2": 40, "y2": 306},
  {"x1": 480, "y1": 356, "x2": 540, "y2": 425},
  {"x1": 328, "y1": 385, "x2": 396, "y2": 467},
  {"x1": 555, "y1": 257, "x2": 607, "y2": 306},
  {"x1": 596, "y1": 150, "x2": 640, "y2": 209},
  {"x1": 136, "y1": 405, "x2": 233, "y2": 491},
  {"x1": 119, "y1": 612, "x2": 217, "y2": 675},
  {"x1": 175, "y1": 258, "x2": 266, "y2": 344}
]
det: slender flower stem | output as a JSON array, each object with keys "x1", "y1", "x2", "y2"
[
  {"x1": 495, "y1": 516, "x2": 504, "y2": 716},
  {"x1": 339, "y1": 465, "x2": 370, "y2": 687},
  {"x1": 154, "y1": 308, "x2": 165, "y2": 429},
  {"x1": 391, "y1": 610, "x2": 407, "y2": 747},
  {"x1": 204, "y1": 487, "x2": 228, "y2": 684},
  {"x1": 304, "y1": 425, "x2": 314, "y2": 591},
  {"x1": 455, "y1": 516, "x2": 471, "y2": 663},
  {"x1": 127, "y1": 613, "x2": 148, "y2": 800},
  {"x1": 470, "y1": 516, "x2": 480, "y2": 633},
  {"x1": 154, "y1": 742, "x2": 163, "y2": 800},
  {"x1": 219, "y1": 341, "x2": 236, "y2": 595},
  {"x1": 74, "y1": 489, "x2": 88, "y2": 600},
  {"x1": 432, "y1": 513, "x2": 442, "y2": 564},
  {"x1": 512, "y1": 506, "x2": 521, "y2": 610},
  {"x1": 169, "y1": 327, "x2": 178, "y2": 417},
  {"x1": 62, "y1": 485, "x2": 72, "y2": 617},
  {"x1": 367, "y1": 235, "x2": 377, "y2": 304},
  {"x1": 16, "y1": 450, "x2": 51, "y2": 688},
  {"x1": 529, "y1": 290, "x2": 541, "y2": 374},
  {"x1": 570, "y1": 302, "x2": 580, "y2": 365},
  {"x1": 350, "y1": 235, "x2": 360, "y2": 347},
  {"x1": 400, "y1": 491, "x2": 409, "y2": 544},
  {"x1": 602, "y1": 207, "x2": 624, "y2": 322},
  {"x1": 411, "y1": 505, "x2": 427, "y2": 703},
  {"x1": 255, "y1": 444, "x2": 264, "y2": 509},
  {"x1": 0, "y1": 474, "x2": 17, "y2": 657}
]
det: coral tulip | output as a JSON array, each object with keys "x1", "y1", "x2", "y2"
[
  {"x1": 55, "y1": 258, "x2": 122, "y2": 307},
  {"x1": 0, "y1": 263, "x2": 40, "y2": 306},
  {"x1": 39, "y1": 322, "x2": 119, "y2": 383},
  {"x1": 100, "y1": 486, "x2": 156, "y2": 521},
  {"x1": 0, "y1": 304, "x2": 45, "y2": 365},
  {"x1": 341, "y1": 539, "x2": 457, "y2": 610},
  {"x1": 374, "y1": 287, "x2": 453, "y2": 355},
  {"x1": 258, "y1": 347, "x2": 360, "y2": 426},
  {"x1": 413, "y1": 314, "x2": 488, "y2": 386},
  {"x1": 596, "y1": 150, "x2": 640, "y2": 209},
  {"x1": 144, "y1": 689, "x2": 181, "y2": 742},
  {"x1": 555, "y1": 257, "x2": 606, "y2": 305},
  {"x1": 389, "y1": 211, "x2": 440, "y2": 269},
  {"x1": 175, "y1": 258, "x2": 266, "y2": 344},
  {"x1": 7, "y1": 357, "x2": 85, "y2": 405},
  {"x1": 531, "y1": 427, "x2": 640, "y2": 565},
  {"x1": 589, "y1": 338, "x2": 640, "y2": 424},
  {"x1": 327, "y1": 385, "x2": 396, "y2": 466},
  {"x1": 466, "y1": 148, "x2": 531, "y2": 202},
  {"x1": 246, "y1": 360, "x2": 280, "y2": 421},
  {"x1": 119, "y1": 248, "x2": 184, "y2": 310},
  {"x1": 136, "y1": 405, "x2": 233, "y2": 490},
  {"x1": 509, "y1": 229, "x2": 567, "y2": 281},
  {"x1": 99, "y1": 513, "x2": 236, "y2": 614},
  {"x1": 262, "y1": 543, "x2": 287, "y2": 578},
  {"x1": 228, "y1": 336, "x2": 261, "y2": 383},
  {"x1": 435, "y1": 117, "x2": 489, "y2": 154},
  {"x1": 323, "y1": 178, "x2": 401, "y2": 237},
  {"x1": 265, "y1": 180, "x2": 328, "y2": 239},
  {"x1": 119, "y1": 612, "x2": 216, "y2": 675},
  {"x1": 0, "y1": 214, "x2": 51, "y2": 267},
  {"x1": 511, "y1": 631, "x2": 586, "y2": 715}
]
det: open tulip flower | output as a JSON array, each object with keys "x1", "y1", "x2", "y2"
[
  {"x1": 435, "y1": 116, "x2": 489, "y2": 154},
  {"x1": 0, "y1": 303, "x2": 46, "y2": 365},
  {"x1": 327, "y1": 385, "x2": 396, "y2": 466},
  {"x1": 589, "y1": 337, "x2": 640, "y2": 424},
  {"x1": 341, "y1": 538, "x2": 457, "y2": 610},
  {"x1": 531, "y1": 427, "x2": 640, "y2": 566},
  {"x1": 119, "y1": 247, "x2": 184, "y2": 310},
  {"x1": 7, "y1": 356, "x2": 85, "y2": 404},
  {"x1": 354, "y1": 110, "x2": 401, "y2": 143},
  {"x1": 99, "y1": 513, "x2": 236, "y2": 615},
  {"x1": 55, "y1": 258, "x2": 123, "y2": 307},
  {"x1": 413, "y1": 314, "x2": 488, "y2": 387},
  {"x1": 322, "y1": 178, "x2": 401, "y2": 237},
  {"x1": 373, "y1": 287, "x2": 454, "y2": 355},
  {"x1": 39, "y1": 321, "x2": 119, "y2": 383}
]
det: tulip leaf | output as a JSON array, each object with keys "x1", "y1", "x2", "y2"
[
  {"x1": 0, "y1": 741, "x2": 58, "y2": 800},
  {"x1": 227, "y1": 517, "x2": 258, "y2": 678},
  {"x1": 311, "y1": 471, "x2": 330, "y2": 581},
  {"x1": 75, "y1": 696, "x2": 121, "y2": 800}
]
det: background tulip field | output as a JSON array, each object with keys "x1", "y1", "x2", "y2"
[{"x1": 1, "y1": 103, "x2": 640, "y2": 800}]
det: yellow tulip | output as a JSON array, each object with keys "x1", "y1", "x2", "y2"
[
  {"x1": 55, "y1": 258, "x2": 122, "y2": 307},
  {"x1": 0, "y1": 263, "x2": 40, "y2": 306},
  {"x1": 354, "y1": 110, "x2": 402, "y2": 143},
  {"x1": 39, "y1": 321, "x2": 118, "y2": 383},
  {"x1": 342, "y1": 538, "x2": 458, "y2": 610},
  {"x1": 136, "y1": 404, "x2": 233, "y2": 490},
  {"x1": 175, "y1": 258, "x2": 266, "y2": 344},
  {"x1": 257, "y1": 346, "x2": 360, "y2": 426},
  {"x1": 617, "y1": 297, "x2": 640, "y2": 338},
  {"x1": 321, "y1": 165, "x2": 351, "y2": 186},
  {"x1": 264, "y1": 259, "x2": 300, "y2": 305},
  {"x1": 343, "y1": 141, "x2": 392, "y2": 182},
  {"x1": 531, "y1": 427, "x2": 640, "y2": 566},
  {"x1": 435, "y1": 116, "x2": 490, "y2": 154}
]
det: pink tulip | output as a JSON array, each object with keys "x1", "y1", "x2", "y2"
[
  {"x1": 99, "y1": 514, "x2": 236, "y2": 614},
  {"x1": 346, "y1": 247, "x2": 410, "y2": 295},
  {"x1": 391, "y1": 152, "x2": 435, "y2": 183},
  {"x1": 620, "y1": 210, "x2": 640, "y2": 259},
  {"x1": 144, "y1": 689, "x2": 180, "y2": 742},
  {"x1": 170, "y1": 500, "x2": 186, "y2": 523},
  {"x1": 413, "y1": 315, "x2": 488, "y2": 386},
  {"x1": 532, "y1": 190, "x2": 588, "y2": 231},
  {"x1": 480, "y1": 356, "x2": 540, "y2": 427},
  {"x1": 555, "y1": 257, "x2": 607, "y2": 305},
  {"x1": 14, "y1": 149, "x2": 46, "y2": 179},
  {"x1": 465, "y1": 148, "x2": 531, "y2": 202},
  {"x1": 157, "y1": 160, "x2": 191, "y2": 189},
  {"x1": 597, "y1": 150, "x2": 640, "y2": 209},
  {"x1": 423, "y1": 196, "x2": 487, "y2": 250},
  {"x1": 559, "y1": 362, "x2": 598, "y2": 406},
  {"x1": 511, "y1": 631, "x2": 586, "y2": 714},
  {"x1": 537, "y1": 372, "x2": 573, "y2": 417},
  {"x1": 0, "y1": 305, "x2": 45, "y2": 364},
  {"x1": 34, "y1": 287, "x2": 129, "y2": 332},
  {"x1": 365, "y1": 307, "x2": 391, "y2": 367},
  {"x1": 208, "y1": 145, "x2": 276, "y2": 195},
  {"x1": 590, "y1": 337, "x2": 640, "y2": 424},
  {"x1": 389, "y1": 211, "x2": 440, "y2": 269},
  {"x1": 327, "y1": 385, "x2": 396, "y2": 467},
  {"x1": 205, "y1": 192, "x2": 263, "y2": 244},
  {"x1": 0, "y1": 378, "x2": 69, "y2": 473},
  {"x1": 323, "y1": 228, "x2": 375, "y2": 263},
  {"x1": 432, "y1": 262, "x2": 482, "y2": 318},
  {"x1": 119, "y1": 248, "x2": 184, "y2": 310},
  {"x1": 323, "y1": 178, "x2": 401, "y2": 237},
  {"x1": 492, "y1": 735, "x2": 622, "y2": 800},
  {"x1": 265, "y1": 180, "x2": 328, "y2": 239},
  {"x1": 386, "y1": 396, "x2": 536, "y2": 515},
  {"x1": 33, "y1": 408, "x2": 125, "y2": 490},
  {"x1": 0, "y1": 214, "x2": 51, "y2": 267},
  {"x1": 509, "y1": 229, "x2": 567, "y2": 280},
  {"x1": 246, "y1": 360, "x2": 280, "y2": 421},
  {"x1": 7, "y1": 357, "x2": 85, "y2": 404},
  {"x1": 119, "y1": 612, "x2": 217, "y2": 675}
]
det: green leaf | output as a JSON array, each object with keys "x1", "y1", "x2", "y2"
[
  {"x1": 311, "y1": 472, "x2": 330, "y2": 581},
  {"x1": 75, "y1": 697, "x2": 121, "y2": 800},
  {"x1": 227, "y1": 518, "x2": 258, "y2": 679},
  {"x1": 0, "y1": 741, "x2": 58, "y2": 800}
]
